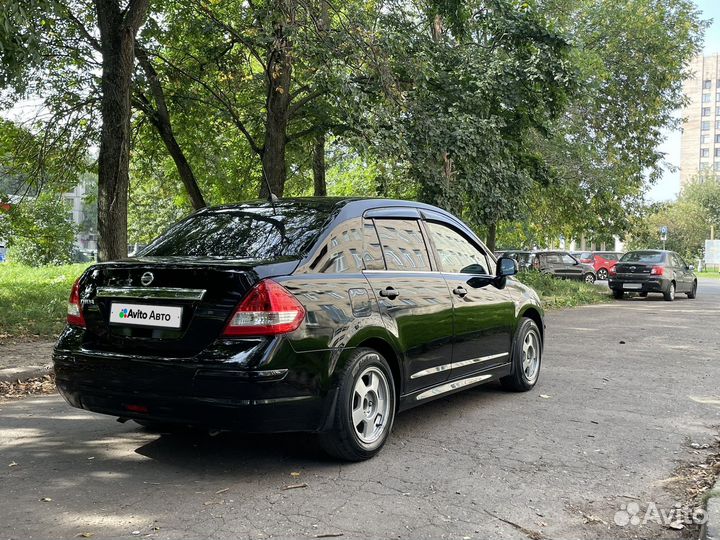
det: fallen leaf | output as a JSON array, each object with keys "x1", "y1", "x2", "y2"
[
  {"x1": 290, "y1": 472, "x2": 301, "y2": 477},
  {"x1": 215, "y1": 488, "x2": 229, "y2": 495},
  {"x1": 40, "y1": 497, "x2": 52, "y2": 502},
  {"x1": 283, "y1": 483, "x2": 308, "y2": 490},
  {"x1": 539, "y1": 394, "x2": 551, "y2": 399},
  {"x1": 8, "y1": 461, "x2": 17, "y2": 467},
  {"x1": 76, "y1": 533, "x2": 94, "y2": 538},
  {"x1": 667, "y1": 521, "x2": 684, "y2": 530}
]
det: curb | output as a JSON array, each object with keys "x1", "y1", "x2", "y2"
[
  {"x1": 701, "y1": 481, "x2": 720, "y2": 540},
  {"x1": 0, "y1": 364, "x2": 53, "y2": 383}
]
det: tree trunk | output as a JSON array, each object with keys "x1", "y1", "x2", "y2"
[
  {"x1": 313, "y1": 132, "x2": 326, "y2": 196},
  {"x1": 136, "y1": 48, "x2": 206, "y2": 210},
  {"x1": 487, "y1": 222, "x2": 497, "y2": 253},
  {"x1": 259, "y1": 6, "x2": 293, "y2": 199},
  {"x1": 95, "y1": 0, "x2": 149, "y2": 261}
]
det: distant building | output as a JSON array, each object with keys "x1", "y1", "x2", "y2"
[
  {"x1": 62, "y1": 182, "x2": 97, "y2": 253},
  {"x1": 680, "y1": 54, "x2": 720, "y2": 187}
]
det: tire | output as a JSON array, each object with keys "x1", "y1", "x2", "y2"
[
  {"x1": 639, "y1": 292, "x2": 648, "y2": 298},
  {"x1": 583, "y1": 273, "x2": 596, "y2": 284},
  {"x1": 319, "y1": 348, "x2": 396, "y2": 461},
  {"x1": 501, "y1": 318, "x2": 542, "y2": 392},
  {"x1": 687, "y1": 281, "x2": 697, "y2": 299},
  {"x1": 612, "y1": 289, "x2": 624, "y2": 299},
  {"x1": 663, "y1": 281, "x2": 676, "y2": 302},
  {"x1": 597, "y1": 268, "x2": 608, "y2": 280}
]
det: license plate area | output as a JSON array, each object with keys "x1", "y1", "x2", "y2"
[
  {"x1": 623, "y1": 283, "x2": 642, "y2": 290},
  {"x1": 109, "y1": 302, "x2": 183, "y2": 329}
]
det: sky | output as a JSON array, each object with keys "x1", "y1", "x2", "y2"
[{"x1": 648, "y1": 0, "x2": 720, "y2": 202}]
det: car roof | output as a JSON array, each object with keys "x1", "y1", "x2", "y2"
[
  {"x1": 206, "y1": 197, "x2": 446, "y2": 212},
  {"x1": 201, "y1": 197, "x2": 489, "y2": 255}
]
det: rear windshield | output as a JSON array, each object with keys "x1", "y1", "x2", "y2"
[
  {"x1": 620, "y1": 251, "x2": 665, "y2": 264},
  {"x1": 139, "y1": 206, "x2": 332, "y2": 259}
]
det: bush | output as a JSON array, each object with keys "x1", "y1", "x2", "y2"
[
  {"x1": 4, "y1": 195, "x2": 76, "y2": 266},
  {"x1": 516, "y1": 270, "x2": 612, "y2": 309}
]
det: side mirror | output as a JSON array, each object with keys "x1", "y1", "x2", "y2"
[
  {"x1": 497, "y1": 257, "x2": 518, "y2": 277},
  {"x1": 688, "y1": 265, "x2": 694, "y2": 271}
]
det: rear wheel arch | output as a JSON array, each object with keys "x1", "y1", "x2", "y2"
[{"x1": 354, "y1": 337, "x2": 402, "y2": 402}]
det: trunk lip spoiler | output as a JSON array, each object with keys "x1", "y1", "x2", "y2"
[{"x1": 95, "y1": 287, "x2": 207, "y2": 301}]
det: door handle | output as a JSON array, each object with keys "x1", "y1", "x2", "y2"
[
  {"x1": 378, "y1": 287, "x2": 399, "y2": 299},
  {"x1": 453, "y1": 286, "x2": 468, "y2": 297}
]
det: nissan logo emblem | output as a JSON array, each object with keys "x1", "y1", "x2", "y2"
[{"x1": 140, "y1": 272, "x2": 154, "y2": 286}]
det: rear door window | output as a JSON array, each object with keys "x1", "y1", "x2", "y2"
[
  {"x1": 373, "y1": 219, "x2": 432, "y2": 271},
  {"x1": 425, "y1": 221, "x2": 492, "y2": 275},
  {"x1": 562, "y1": 254, "x2": 578, "y2": 265}
]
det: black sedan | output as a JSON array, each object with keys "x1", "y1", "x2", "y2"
[
  {"x1": 609, "y1": 250, "x2": 697, "y2": 301},
  {"x1": 55, "y1": 198, "x2": 545, "y2": 461}
]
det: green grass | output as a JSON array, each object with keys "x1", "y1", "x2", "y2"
[
  {"x1": 515, "y1": 271, "x2": 613, "y2": 309},
  {"x1": 697, "y1": 271, "x2": 720, "y2": 279},
  {"x1": 0, "y1": 263, "x2": 90, "y2": 339}
]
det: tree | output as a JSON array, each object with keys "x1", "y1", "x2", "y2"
[
  {"x1": 354, "y1": 0, "x2": 574, "y2": 251},
  {"x1": 94, "y1": 0, "x2": 149, "y2": 261},
  {"x1": 526, "y1": 0, "x2": 706, "y2": 243}
]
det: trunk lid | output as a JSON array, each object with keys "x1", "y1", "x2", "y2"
[
  {"x1": 614, "y1": 262, "x2": 654, "y2": 276},
  {"x1": 78, "y1": 256, "x2": 297, "y2": 357}
]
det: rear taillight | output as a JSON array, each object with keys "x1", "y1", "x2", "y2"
[
  {"x1": 222, "y1": 279, "x2": 305, "y2": 336},
  {"x1": 650, "y1": 266, "x2": 664, "y2": 276},
  {"x1": 67, "y1": 277, "x2": 86, "y2": 327}
]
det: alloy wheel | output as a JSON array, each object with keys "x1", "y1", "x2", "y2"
[
  {"x1": 352, "y1": 366, "x2": 391, "y2": 445},
  {"x1": 522, "y1": 329, "x2": 541, "y2": 383}
]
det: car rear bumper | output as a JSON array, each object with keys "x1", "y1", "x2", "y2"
[
  {"x1": 608, "y1": 277, "x2": 669, "y2": 293},
  {"x1": 53, "y1": 346, "x2": 335, "y2": 433}
]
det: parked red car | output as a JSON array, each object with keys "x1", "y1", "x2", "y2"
[{"x1": 572, "y1": 251, "x2": 623, "y2": 281}]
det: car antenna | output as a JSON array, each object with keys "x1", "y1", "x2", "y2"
[{"x1": 260, "y1": 160, "x2": 278, "y2": 208}]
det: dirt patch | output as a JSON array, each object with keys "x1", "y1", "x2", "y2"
[{"x1": 0, "y1": 339, "x2": 55, "y2": 370}]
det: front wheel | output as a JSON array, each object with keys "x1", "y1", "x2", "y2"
[
  {"x1": 597, "y1": 268, "x2": 608, "y2": 280},
  {"x1": 612, "y1": 289, "x2": 624, "y2": 299},
  {"x1": 319, "y1": 348, "x2": 396, "y2": 461},
  {"x1": 687, "y1": 281, "x2": 697, "y2": 299},
  {"x1": 663, "y1": 282, "x2": 676, "y2": 302},
  {"x1": 584, "y1": 273, "x2": 596, "y2": 284},
  {"x1": 501, "y1": 318, "x2": 542, "y2": 392}
]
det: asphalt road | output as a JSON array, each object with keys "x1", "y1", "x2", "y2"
[{"x1": 2, "y1": 280, "x2": 720, "y2": 540}]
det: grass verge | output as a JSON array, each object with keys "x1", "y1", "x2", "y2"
[
  {"x1": 697, "y1": 271, "x2": 720, "y2": 279},
  {"x1": 515, "y1": 271, "x2": 612, "y2": 309},
  {"x1": 0, "y1": 263, "x2": 89, "y2": 340}
]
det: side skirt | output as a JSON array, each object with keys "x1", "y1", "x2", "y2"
[{"x1": 397, "y1": 363, "x2": 512, "y2": 413}]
